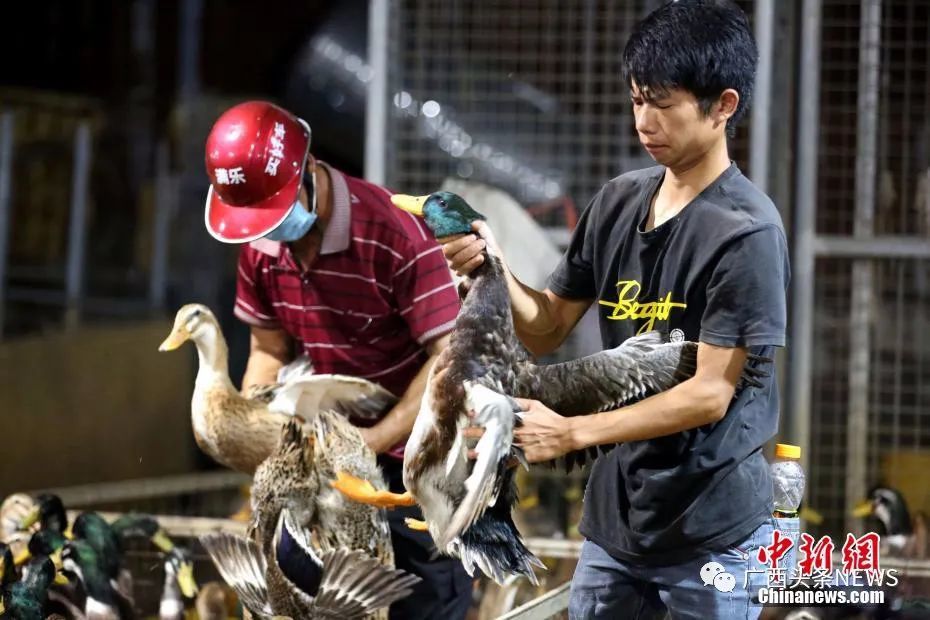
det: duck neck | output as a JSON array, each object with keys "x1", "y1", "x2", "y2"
[
  {"x1": 460, "y1": 253, "x2": 512, "y2": 331},
  {"x1": 192, "y1": 327, "x2": 233, "y2": 390},
  {"x1": 160, "y1": 569, "x2": 182, "y2": 618},
  {"x1": 876, "y1": 502, "x2": 912, "y2": 537}
]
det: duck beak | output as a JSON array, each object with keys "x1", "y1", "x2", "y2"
[
  {"x1": 48, "y1": 549, "x2": 71, "y2": 586},
  {"x1": 63, "y1": 523, "x2": 74, "y2": 541},
  {"x1": 391, "y1": 194, "x2": 428, "y2": 216},
  {"x1": 151, "y1": 529, "x2": 174, "y2": 553},
  {"x1": 13, "y1": 548, "x2": 31, "y2": 566},
  {"x1": 852, "y1": 500, "x2": 873, "y2": 518},
  {"x1": 177, "y1": 561, "x2": 199, "y2": 598},
  {"x1": 159, "y1": 325, "x2": 191, "y2": 351},
  {"x1": 19, "y1": 505, "x2": 40, "y2": 530},
  {"x1": 52, "y1": 549, "x2": 70, "y2": 586},
  {"x1": 799, "y1": 507, "x2": 824, "y2": 525}
]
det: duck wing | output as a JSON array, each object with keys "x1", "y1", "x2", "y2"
[
  {"x1": 277, "y1": 510, "x2": 325, "y2": 597},
  {"x1": 276, "y1": 355, "x2": 315, "y2": 383},
  {"x1": 311, "y1": 548, "x2": 421, "y2": 618},
  {"x1": 515, "y1": 331, "x2": 696, "y2": 471},
  {"x1": 517, "y1": 330, "x2": 771, "y2": 470},
  {"x1": 438, "y1": 382, "x2": 523, "y2": 550},
  {"x1": 244, "y1": 356, "x2": 317, "y2": 404},
  {"x1": 518, "y1": 331, "x2": 697, "y2": 416},
  {"x1": 198, "y1": 533, "x2": 275, "y2": 620},
  {"x1": 266, "y1": 375, "x2": 398, "y2": 422},
  {"x1": 276, "y1": 510, "x2": 418, "y2": 618}
]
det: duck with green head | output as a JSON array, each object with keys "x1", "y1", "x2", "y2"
[
  {"x1": 13, "y1": 530, "x2": 65, "y2": 570},
  {"x1": 110, "y1": 513, "x2": 176, "y2": 554},
  {"x1": 2, "y1": 552, "x2": 69, "y2": 620},
  {"x1": 17, "y1": 494, "x2": 67, "y2": 537},
  {"x1": 159, "y1": 546, "x2": 199, "y2": 620},
  {"x1": 68, "y1": 512, "x2": 139, "y2": 616},
  {"x1": 853, "y1": 486, "x2": 918, "y2": 555},
  {"x1": 69, "y1": 513, "x2": 122, "y2": 578},
  {"x1": 12, "y1": 530, "x2": 87, "y2": 620},
  {"x1": 13, "y1": 494, "x2": 68, "y2": 568},
  {"x1": 61, "y1": 539, "x2": 136, "y2": 619},
  {"x1": 331, "y1": 191, "x2": 766, "y2": 584}
]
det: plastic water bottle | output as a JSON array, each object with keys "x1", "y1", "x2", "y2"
[{"x1": 771, "y1": 443, "x2": 805, "y2": 518}]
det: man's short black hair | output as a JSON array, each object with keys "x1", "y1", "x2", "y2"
[{"x1": 622, "y1": 0, "x2": 758, "y2": 131}]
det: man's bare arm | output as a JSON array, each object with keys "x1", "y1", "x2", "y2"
[
  {"x1": 358, "y1": 333, "x2": 451, "y2": 454},
  {"x1": 240, "y1": 325, "x2": 292, "y2": 395}
]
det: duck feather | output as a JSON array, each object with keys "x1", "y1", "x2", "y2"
[
  {"x1": 267, "y1": 375, "x2": 398, "y2": 422},
  {"x1": 198, "y1": 532, "x2": 275, "y2": 619},
  {"x1": 439, "y1": 383, "x2": 521, "y2": 549}
]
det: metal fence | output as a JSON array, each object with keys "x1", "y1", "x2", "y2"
[
  {"x1": 382, "y1": 0, "x2": 641, "y2": 211},
  {"x1": 795, "y1": 0, "x2": 930, "y2": 539},
  {"x1": 377, "y1": 0, "x2": 762, "y2": 220}
]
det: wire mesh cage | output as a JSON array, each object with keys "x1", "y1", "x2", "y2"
[
  {"x1": 807, "y1": 0, "x2": 930, "y2": 545},
  {"x1": 384, "y1": 0, "x2": 756, "y2": 218}
]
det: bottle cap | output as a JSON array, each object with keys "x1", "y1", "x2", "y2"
[{"x1": 775, "y1": 443, "x2": 801, "y2": 459}]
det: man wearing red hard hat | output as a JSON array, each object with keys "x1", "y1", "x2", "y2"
[{"x1": 204, "y1": 101, "x2": 472, "y2": 619}]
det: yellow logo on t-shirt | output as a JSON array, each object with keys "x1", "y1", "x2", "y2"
[{"x1": 598, "y1": 280, "x2": 687, "y2": 334}]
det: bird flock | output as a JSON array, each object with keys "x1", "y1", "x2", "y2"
[{"x1": 0, "y1": 492, "x2": 204, "y2": 619}]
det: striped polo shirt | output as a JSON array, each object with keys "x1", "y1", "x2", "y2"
[{"x1": 235, "y1": 163, "x2": 460, "y2": 458}]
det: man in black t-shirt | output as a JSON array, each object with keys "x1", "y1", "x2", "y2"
[{"x1": 444, "y1": 1, "x2": 794, "y2": 618}]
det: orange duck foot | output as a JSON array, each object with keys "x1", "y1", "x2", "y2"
[{"x1": 330, "y1": 471, "x2": 417, "y2": 508}]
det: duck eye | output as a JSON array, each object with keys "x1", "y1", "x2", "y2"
[{"x1": 439, "y1": 199, "x2": 447, "y2": 208}]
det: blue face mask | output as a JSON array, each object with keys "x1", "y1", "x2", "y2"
[
  {"x1": 265, "y1": 168, "x2": 318, "y2": 242},
  {"x1": 264, "y1": 200, "x2": 318, "y2": 242}
]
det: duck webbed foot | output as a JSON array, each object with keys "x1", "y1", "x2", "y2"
[
  {"x1": 229, "y1": 503, "x2": 253, "y2": 523},
  {"x1": 330, "y1": 472, "x2": 417, "y2": 508},
  {"x1": 404, "y1": 518, "x2": 430, "y2": 531}
]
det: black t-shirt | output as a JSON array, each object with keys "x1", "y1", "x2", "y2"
[{"x1": 548, "y1": 163, "x2": 789, "y2": 566}]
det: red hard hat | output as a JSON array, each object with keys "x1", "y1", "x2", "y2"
[{"x1": 204, "y1": 101, "x2": 311, "y2": 243}]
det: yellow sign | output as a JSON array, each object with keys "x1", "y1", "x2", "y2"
[{"x1": 598, "y1": 280, "x2": 687, "y2": 333}]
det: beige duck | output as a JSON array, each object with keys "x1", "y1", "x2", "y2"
[
  {"x1": 250, "y1": 416, "x2": 397, "y2": 568},
  {"x1": 201, "y1": 420, "x2": 419, "y2": 620},
  {"x1": 158, "y1": 303, "x2": 398, "y2": 474}
]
